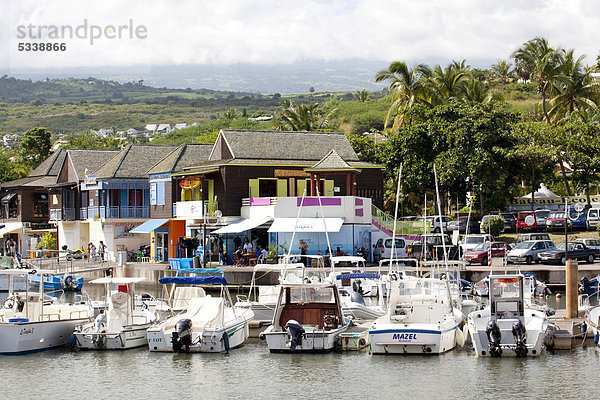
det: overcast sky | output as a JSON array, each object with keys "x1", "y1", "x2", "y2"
[{"x1": 2, "y1": 0, "x2": 599, "y2": 72}]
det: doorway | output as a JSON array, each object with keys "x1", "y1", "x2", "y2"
[{"x1": 155, "y1": 232, "x2": 169, "y2": 262}]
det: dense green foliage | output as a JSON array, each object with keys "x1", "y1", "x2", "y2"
[{"x1": 481, "y1": 216, "x2": 505, "y2": 237}]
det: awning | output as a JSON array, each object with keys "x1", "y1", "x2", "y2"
[
  {"x1": 1, "y1": 193, "x2": 16, "y2": 203},
  {"x1": 0, "y1": 222, "x2": 22, "y2": 237},
  {"x1": 268, "y1": 218, "x2": 344, "y2": 232},
  {"x1": 129, "y1": 218, "x2": 169, "y2": 234},
  {"x1": 212, "y1": 217, "x2": 271, "y2": 234}
]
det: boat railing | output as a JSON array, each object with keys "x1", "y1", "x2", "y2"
[{"x1": 579, "y1": 294, "x2": 590, "y2": 310}]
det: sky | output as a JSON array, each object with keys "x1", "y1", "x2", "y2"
[{"x1": 1, "y1": 0, "x2": 599, "y2": 74}]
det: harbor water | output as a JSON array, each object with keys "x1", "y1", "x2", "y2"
[{"x1": 1, "y1": 271, "x2": 596, "y2": 399}]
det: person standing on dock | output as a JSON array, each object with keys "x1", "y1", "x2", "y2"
[
  {"x1": 98, "y1": 241, "x2": 106, "y2": 262},
  {"x1": 299, "y1": 240, "x2": 308, "y2": 267}
]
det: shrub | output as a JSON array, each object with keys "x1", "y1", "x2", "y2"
[{"x1": 481, "y1": 216, "x2": 505, "y2": 237}]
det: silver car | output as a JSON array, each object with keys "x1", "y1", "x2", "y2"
[{"x1": 507, "y1": 240, "x2": 556, "y2": 264}]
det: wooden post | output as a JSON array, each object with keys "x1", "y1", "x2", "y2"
[{"x1": 566, "y1": 259, "x2": 578, "y2": 318}]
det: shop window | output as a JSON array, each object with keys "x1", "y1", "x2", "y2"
[
  {"x1": 33, "y1": 193, "x2": 48, "y2": 218},
  {"x1": 259, "y1": 179, "x2": 277, "y2": 197}
]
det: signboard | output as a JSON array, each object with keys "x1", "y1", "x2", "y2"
[
  {"x1": 103, "y1": 181, "x2": 149, "y2": 190},
  {"x1": 511, "y1": 195, "x2": 600, "y2": 206},
  {"x1": 84, "y1": 175, "x2": 97, "y2": 185},
  {"x1": 175, "y1": 201, "x2": 204, "y2": 218},
  {"x1": 274, "y1": 169, "x2": 310, "y2": 178},
  {"x1": 179, "y1": 178, "x2": 201, "y2": 190}
]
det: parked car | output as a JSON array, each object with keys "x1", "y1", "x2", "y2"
[
  {"x1": 459, "y1": 234, "x2": 493, "y2": 254},
  {"x1": 534, "y1": 209, "x2": 551, "y2": 228},
  {"x1": 463, "y1": 241, "x2": 511, "y2": 266},
  {"x1": 545, "y1": 211, "x2": 572, "y2": 231},
  {"x1": 500, "y1": 212, "x2": 517, "y2": 232},
  {"x1": 407, "y1": 234, "x2": 458, "y2": 260},
  {"x1": 516, "y1": 211, "x2": 537, "y2": 231},
  {"x1": 447, "y1": 216, "x2": 481, "y2": 234},
  {"x1": 538, "y1": 242, "x2": 598, "y2": 264},
  {"x1": 372, "y1": 237, "x2": 408, "y2": 263},
  {"x1": 507, "y1": 240, "x2": 556, "y2": 264},
  {"x1": 513, "y1": 232, "x2": 551, "y2": 246},
  {"x1": 587, "y1": 207, "x2": 600, "y2": 230},
  {"x1": 566, "y1": 207, "x2": 587, "y2": 230},
  {"x1": 574, "y1": 238, "x2": 600, "y2": 255},
  {"x1": 400, "y1": 216, "x2": 419, "y2": 221},
  {"x1": 414, "y1": 215, "x2": 454, "y2": 233}
]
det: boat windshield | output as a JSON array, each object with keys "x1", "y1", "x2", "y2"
[
  {"x1": 490, "y1": 277, "x2": 521, "y2": 298},
  {"x1": 393, "y1": 278, "x2": 447, "y2": 298},
  {"x1": 288, "y1": 286, "x2": 335, "y2": 304}
]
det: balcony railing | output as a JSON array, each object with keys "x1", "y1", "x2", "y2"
[
  {"x1": 64, "y1": 208, "x2": 76, "y2": 221},
  {"x1": 242, "y1": 197, "x2": 278, "y2": 206},
  {"x1": 80, "y1": 205, "x2": 149, "y2": 219},
  {"x1": 49, "y1": 208, "x2": 61, "y2": 221}
]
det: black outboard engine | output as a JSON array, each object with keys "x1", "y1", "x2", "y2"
[
  {"x1": 284, "y1": 319, "x2": 305, "y2": 351},
  {"x1": 352, "y1": 280, "x2": 363, "y2": 295},
  {"x1": 350, "y1": 291, "x2": 365, "y2": 306},
  {"x1": 486, "y1": 320, "x2": 502, "y2": 357},
  {"x1": 512, "y1": 319, "x2": 528, "y2": 357},
  {"x1": 172, "y1": 319, "x2": 193, "y2": 353},
  {"x1": 580, "y1": 276, "x2": 591, "y2": 295}
]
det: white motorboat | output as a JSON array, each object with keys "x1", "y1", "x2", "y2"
[
  {"x1": 147, "y1": 273, "x2": 253, "y2": 353},
  {"x1": 335, "y1": 272, "x2": 385, "y2": 320},
  {"x1": 330, "y1": 256, "x2": 379, "y2": 297},
  {"x1": 73, "y1": 277, "x2": 158, "y2": 350},
  {"x1": 260, "y1": 282, "x2": 350, "y2": 352},
  {"x1": 0, "y1": 269, "x2": 92, "y2": 354},
  {"x1": 369, "y1": 275, "x2": 465, "y2": 355},
  {"x1": 468, "y1": 274, "x2": 549, "y2": 357}
]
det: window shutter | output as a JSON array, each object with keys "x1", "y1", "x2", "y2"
[
  {"x1": 157, "y1": 182, "x2": 165, "y2": 205},
  {"x1": 150, "y1": 183, "x2": 157, "y2": 205}
]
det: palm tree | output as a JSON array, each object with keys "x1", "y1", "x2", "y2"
[
  {"x1": 461, "y1": 79, "x2": 497, "y2": 103},
  {"x1": 549, "y1": 49, "x2": 599, "y2": 122},
  {"x1": 512, "y1": 37, "x2": 565, "y2": 124},
  {"x1": 490, "y1": 60, "x2": 514, "y2": 85},
  {"x1": 354, "y1": 90, "x2": 372, "y2": 103},
  {"x1": 426, "y1": 62, "x2": 471, "y2": 104},
  {"x1": 512, "y1": 37, "x2": 572, "y2": 195},
  {"x1": 374, "y1": 61, "x2": 431, "y2": 132},
  {"x1": 278, "y1": 101, "x2": 337, "y2": 131}
]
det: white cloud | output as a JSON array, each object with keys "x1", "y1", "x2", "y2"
[{"x1": 3, "y1": 0, "x2": 599, "y2": 71}]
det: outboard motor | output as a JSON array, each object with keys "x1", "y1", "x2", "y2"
[
  {"x1": 284, "y1": 319, "x2": 305, "y2": 351},
  {"x1": 512, "y1": 319, "x2": 528, "y2": 357},
  {"x1": 92, "y1": 311, "x2": 107, "y2": 349},
  {"x1": 580, "y1": 276, "x2": 591, "y2": 295},
  {"x1": 485, "y1": 320, "x2": 502, "y2": 357},
  {"x1": 352, "y1": 280, "x2": 363, "y2": 295},
  {"x1": 61, "y1": 275, "x2": 78, "y2": 290},
  {"x1": 350, "y1": 291, "x2": 365, "y2": 306},
  {"x1": 172, "y1": 319, "x2": 193, "y2": 353}
]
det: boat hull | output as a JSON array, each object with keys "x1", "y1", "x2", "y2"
[
  {"x1": 147, "y1": 314, "x2": 252, "y2": 353},
  {"x1": 261, "y1": 322, "x2": 350, "y2": 353},
  {"x1": 0, "y1": 318, "x2": 88, "y2": 354},
  {"x1": 369, "y1": 324, "x2": 458, "y2": 354},
  {"x1": 468, "y1": 309, "x2": 548, "y2": 357},
  {"x1": 73, "y1": 323, "x2": 151, "y2": 350},
  {"x1": 342, "y1": 303, "x2": 384, "y2": 321}
]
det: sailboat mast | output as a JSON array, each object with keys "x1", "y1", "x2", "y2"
[{"x1": 390, "y1": 164, "x2": 403, "y2": 265}]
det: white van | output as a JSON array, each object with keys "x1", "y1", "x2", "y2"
[
  {"x1": 587, "y1": 208, "x2": 600, "y2": 230},
  {"x1": 372, "y1": 237, "x2": 408, "y2": 262}
]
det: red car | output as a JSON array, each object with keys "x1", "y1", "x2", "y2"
[{"x1": 463, "y1": 241, "x2": 511, "y2": 266}]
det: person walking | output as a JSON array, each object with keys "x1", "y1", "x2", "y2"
[
  {"x1": 8, "y1": 238, "x2": 17, "y2": 257},
  {"x1": 98, "y1": 241, "x2": 106, "y2": 262},
  {"x1": 299, "y1": 240, "x2": 308, "y2": 267}
]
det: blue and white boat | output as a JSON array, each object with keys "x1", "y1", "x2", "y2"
[
  {"x1": 0, "y1": 269, "x2": 92, "y2": 354},
  {"x1": 147, "y1": 270, "x2": 253, "y2": 353},
  {"x1": 369, "y1": 276, "x2": 465, "y2": 354},
  {"x1": 29, "y1": 274, "x2": 84, "y2": 291}
]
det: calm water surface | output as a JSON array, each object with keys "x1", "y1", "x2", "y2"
[{"x1": 1, "y1": 270, "x2": 596, "y2": 400}]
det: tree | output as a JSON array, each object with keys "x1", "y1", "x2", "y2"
[
  {"x1": 19, "y1": 127, "x2": 52, "y2": 170},
  {"x1": 490, "y1": 60, "x2": 513, "y2": 85},
  {"x1": 0, "y1": 150, "x2": 23, "y2": 183},
  {"x1": 278, "y1": 101, "x2": 337, "y2": 131},
  {"x1": 309, "y1": 87, "x2": 315, "y2": 93},
  {"x1": 354, "y1": 90, "x2": 372, "y2": 103},
  {"x1": 549, "y1": 49, "x2": 599, "y2": 122},
  {"x1": 374, "y1": 61, "x2": 431, "y2": 132},
  {"x1": 512, "y1": 37, "x2": 572, "y2": 195},
  {"x1": 223, "y1": 108, "x2": 237, "y2": 119}
]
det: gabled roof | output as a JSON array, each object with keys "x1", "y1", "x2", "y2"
[
  {"x1": 305, "y1": 149, "x2": 360, "y2": 172},
  {"x1": 209, "y1": 129, "x2": 359, "y2": 162},
  {"x1": 66, "y1": 149, "x2": 120, "y2": 181},
  {"x1": 94, "y1": 145, "x2": 178, "y2": 180},
  {"x1": 29, "y1": 148, "x2": 67, "y2": 177},
  {"x1": 148, "y1": 143, "x2": 213, "y2": 175}
]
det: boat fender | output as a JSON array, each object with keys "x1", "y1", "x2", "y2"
[
  {"x1": 258, "y1": 332, "x2": 266, "y2": 341},
  {"x1": 512, "y1": 319, "x2": 528, "y2": 358},
  {"x1": 284, "y1": 319, "x2": 305, "y2": 351},
  {"x1": 581, "y1": 321, "x2": 587, "y2": 338},
  {"x1": 222, "y1": 331, "x2": 230, "y2": 354},
  {"x1": 594, "y1": 331, "x2": 599, "y2": 346},
  {"x1": 486, "y1": 320, "x2": 502, "y2": 358}
]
